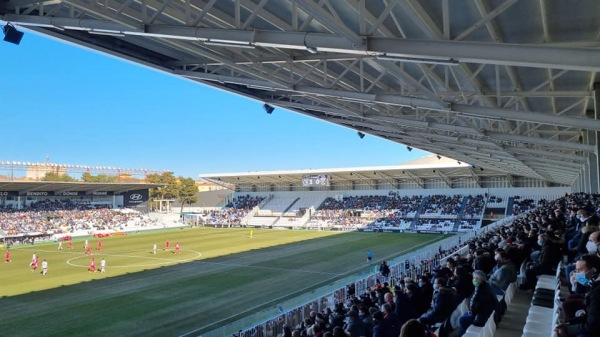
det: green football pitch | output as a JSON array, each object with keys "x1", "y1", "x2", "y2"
[{"x1": 0, "y1": 228, "x2": 445, "y2": 337}]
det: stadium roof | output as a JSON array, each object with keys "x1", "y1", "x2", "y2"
[
  {"x1": 0, "y1": 181, "x2": 161, "y2": 194},
  {"x1": 199, "y1": 155, "x2": 512, "y2": 187},
  {"x1": 2, "y1": 1, "x2": 600, "y2": 186}
]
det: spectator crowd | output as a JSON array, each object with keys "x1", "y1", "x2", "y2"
[
  {"x1": 0, "y1": 199, "x2": 155, "y2": 240},
  {"x1": 240, "y1": 192, "x2": 600, "y2": 337}
]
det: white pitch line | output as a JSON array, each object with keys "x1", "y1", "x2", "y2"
[{"x1": 65, "y1": 250, "x2": 202, "y2": 268}]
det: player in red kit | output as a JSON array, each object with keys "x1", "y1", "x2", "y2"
[
  {"x1": 88, "y1": 258, "x2": 96, "y2": 272},
  {"x1": 4, "y1": 249, "x2": 10, "y2": 263},
  {"x1": 30, "y1": 254, "x2": 38, "y2": 271},
  {"x1": 165, "y1": 240, "x2": 170, "y2": 251},
  {"x1": 97, "y1": 240, "x2": 102, "y2": 251},
  {"x1": 85, "y1": 245, "x2": 92, "y2": 255},
  {"x1": 175, "y1": 242, "x2": 180, "y2": 254},
  {"x1": 67, "y1": 240, "x2": 73, "y2": 249}
]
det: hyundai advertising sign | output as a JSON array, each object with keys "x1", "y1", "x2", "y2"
[{"x1": 123, "y1": 189, "x2": 149, "y2": 207}]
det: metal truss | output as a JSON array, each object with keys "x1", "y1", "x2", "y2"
[{"x1": 3, "y1": 0, "x2": 600, "y2": 186}]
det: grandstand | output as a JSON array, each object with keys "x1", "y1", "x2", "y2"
[
  {"x1": 198, "y1": 157, "x2": 570, "y2": 233},
  {"x1": 0, "y1": 181, "x2": 170, "y2": 242},
  {"x1": 0, "y1": 160, "x2": 579, "y2": 337}
]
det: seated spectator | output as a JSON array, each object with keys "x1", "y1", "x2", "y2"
[
  {"x1": 419, "y1": 275, "x2": 434, "y2": 308},
  {"x1": 556, "y1": 254, "x2": 600, "y2": 337},
  {"x1": 280, "y1": 325, "x2": 293, "y2": 337},
  {"x1": 331, "y1": 326, "x2": 348, "y2": 337},
  {"x1": 418, "y1": 277, "x2": 456, "y2": 327},
  {"x1": 488, "y1": 250, "x2": 517, "y2": 295},
  {"x1": 473, "y1": 249, "x2": 495, "y2": 275},
  {"x1": 358, "y1": 305, "x2": 373, "y2": 337},
  {"x1": 451, "y1": 266, "x2": 474, "y2": 306},
  {"x1": 563, "y1": 240, "x2": 600, "y2": 319},
  {"x1": 393, "y1": 289, "x2": 412, "y2": 327},
  {"x1": 371, "y1": 311, "x2": 384, "y2": 337},
  {"x1": 399, "y1": 319, "x2": 436, "y2": 337},
  {"x1": 520, "y1": 233, "x2": 563, "y2": 290},
  {"x1": 380, "y1": 303, "x2": 401, "y2": 337},
  {"x1": 405, "y1": 282, "x2": 428, "y2": 318},
  {"x1": 458, "y1": 270, "x2": 498, "y2": 337},
  {"x1": 343, "y1": 310, "x2": 365, "y2": 337}
]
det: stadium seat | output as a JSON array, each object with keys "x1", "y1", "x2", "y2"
[{"x1": 449, "y1": 298, "x2": 469, "y2": 329}]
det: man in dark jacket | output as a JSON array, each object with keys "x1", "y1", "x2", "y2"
[
  {"x1": 521, "y1": 233, "x2": 562, "y2": 290},
  {"x1": 372, "y1": 311, "x2": 384, "y2": 337},
  {"x1": 556, "y1": 255, "x2": 600, "y2": 337},
  {"x1": 393, "y1": 289, "x2": 412, "y2": 326},
  {"x1": 344, "y1": 310, "x2": 366, "y2": 337},
  {"x1": 451, "y1": 266, "x2": 474, "y2": 307},
  {"x1": 568, "y1": 209, "x2": 599, "y2": 250},
  {"x1": 458, "y1": 270, "x2": 499, "y2": 337},
  {"x1": 379, "y1": 261, "x2": 391, "y2": 281},
  {"x1": 489, "y1": 250, "x2": 517, "y2": 295},
  {"x1": 418, "y1": 277, "x2": 457, "y2": 327},
  {"x1": 419, "y1": 275, "x2": 434, "y2": 310},
  {"x1": 380, "y1": 303, "x2": 401, "y2": 337}
]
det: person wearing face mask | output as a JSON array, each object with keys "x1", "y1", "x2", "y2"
[
  {"x1": 405, "y1": 282, "x2": 428, "y2": 318},
  {"x1": 457, "y1": 270, "x2": 498, "y2": 337},
  {"x1": 565, "y1": 230, "x2": 600, "y2": 292},
  {"x1": 568, "y1": 209, "x2": 598, "y2": 251},
  {"x1": 562, "y1": 231, "x2": 600, "y2": 319},
  {"x1": 418, "y1": 277, "x2": 456, "y2": 328},
  {"x1": 585, "y1": 230, "x2": 600, "y2": 256},
  {"x1": 489, "y1": 250, "x2": 517, "y2": 295},
  {"x1": 520, "y1": 233, "x2": 563, "y2": 290},
  {"x1": 450, "y1": 266, "x2": 475, "y2": 307},
  {"x1": 418, "y1": 276, "x2": 434, "y2": 310},
  {"x1": 573, "y1": 218, "x2": 599, "y2": 257},
  {"x1": 358, "y1": 305, "x2": 373, "y2": 337},
  {"x1": 555, "y1": 254, "x2": 600, "y2": 337}
]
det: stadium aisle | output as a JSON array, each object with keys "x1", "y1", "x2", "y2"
[{"x1": 493, "y1": 289, "x2": 533, "y2": 337}]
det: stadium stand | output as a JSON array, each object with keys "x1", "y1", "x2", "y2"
[
  {"x1": 5, "y1": 188, "x2": 595, "y2": 337},
  {"x1": 230, "y1": 192, "x2": 600, "y2": 337},
  {"x1": 0, "y1": 200, "x2": 166, "y2": 244}
]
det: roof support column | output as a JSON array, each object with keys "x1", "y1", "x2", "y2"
[
  {"x1": 592, "y1": 83, "x2": 600, "y2": 193},
  {"x1": 583, "y1": 165, "x2": 590, "y2": 193},
  {"x1": 586, "y1": 128, "x2": 599, "y2": 193}
]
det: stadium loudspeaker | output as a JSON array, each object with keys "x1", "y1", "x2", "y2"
[
  {"x1": 263, "y1": 103, "x2": 274, "y2": 114},
  {"x1": 3, "y1": 24, "x2": 24, "y2": 45},
  {"x1": 357, "y1": 132, "x2": 365, "y2": 139}
]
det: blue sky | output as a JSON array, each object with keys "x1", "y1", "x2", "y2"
[{"x1": 1, "y1": 27, "x2": 429, "y2": 178}]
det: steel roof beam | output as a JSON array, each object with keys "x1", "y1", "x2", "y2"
[
  {"x1": 277, "y1": 84, "x2": 600, "y2": 131},
  {"x1": 485, "y1": 131, "x2": 596, "y2": 152},
  {"x1": 505, "y1": 146, "x2": 586, "y2": 162},
  {"x1": 5, "y1": 16, "x2": 600, "y2": 72}
]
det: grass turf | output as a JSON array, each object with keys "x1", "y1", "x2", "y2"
[{"x1": 0, "y1": 228, "x2": 445, "y2": 337}]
